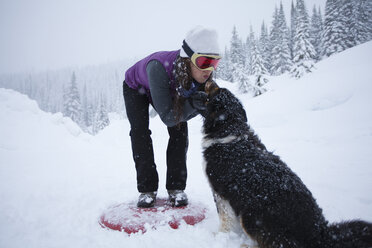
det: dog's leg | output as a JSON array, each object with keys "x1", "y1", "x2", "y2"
[
  {"x1": 213, "y1": 192, "x2": 259, "y2": 247},
  {"x1": 213, "y1": 191, "x2": 241, "y2": 233},
  {"x1": 240, "y1": 244, "x2": 258, "y2": 248},
  {"x1": 239, "y1": 217, "x2": 259, "y2": 248}
]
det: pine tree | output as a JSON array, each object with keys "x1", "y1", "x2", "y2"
[
  {"x1": 216, "y1": 47, "x2": 232, "y2": 81},
  {"x1": 63, "y1": 71, "x2": 83, "y2": 125},
  {"x1": 290, "y1": 0, "x2": 297, "y2": 59},
  {"x1": 310, "y1": 5, "x2": 324, "y2": 61},
  {"x1": 230, "y1": 26, "x2": 245, "y2": 66},
  {"x1": 81, "y1": 83, "x2": 92, "y2": 131},
  {"x1": 322, "y1": 0, "x2": 344, "y2": 57},
  {"x1": 270, "y1": 5, "x2": 280, "y2": 75},
  {"x1": 367, "y1": 1, "x2": 372, "y2": 41},
  {"x1": 86, "y1": 104, "x2": 95, "y2": 133},
  {"x1": 341, "y1": 0, "x2": 357, "y2": 49},
  {"x1": 271, "y1": 2, "x2": 292, "y2": 75},
  {"x1": 259, "y1": 21, "x2": 271, "y2": 74},
  {"x1": 236, "y1": 65, "x2": 252, "y2": 94},
  {"x1": 291, "y1": 0, "x2": 316, "y2": 78},
  {"x1": 92, "y1": 95, "x2": 110, "y2": 134},
  {"x1": 251, "y1": 40, "x2": 268, "y2": 96},
  {"x1": 230, "y1": 26, "x2": 250, "y2": 92},
  {"x1": 353, "y1": 0, "x2": 372, "y2": 44},
  {"x1": 245, "y1": 25, "x2": 256, "y2": 75},
  {"x1": 224, "y1": 47, "x2": 234, "y2": 82}
]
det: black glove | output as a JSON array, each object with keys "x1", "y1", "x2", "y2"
[{"x1": 189, "y1": 91, "x2": 208, "y2": 111}]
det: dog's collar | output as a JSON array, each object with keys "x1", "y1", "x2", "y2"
[{"x1": 202, "y1": 134, "x2": 248, "y2": 149}]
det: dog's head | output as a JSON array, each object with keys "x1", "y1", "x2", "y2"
[{"x1": 202, "y1": 82, "x2": 248, "y2": 134}]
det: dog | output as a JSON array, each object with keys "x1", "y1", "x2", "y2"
[{"x1": 200, "y1": 81, "x2": 372, "y2": 248}]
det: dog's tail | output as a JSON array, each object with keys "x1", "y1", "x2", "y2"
[{"x1": 323, "y1": 220, "x2": 372, "y2": 248}]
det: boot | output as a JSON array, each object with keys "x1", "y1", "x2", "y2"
[
  {"x1": 168, "y1": 190, "x2": 188, "y2": 207},
  {"x1": 137, "y1": 191, "x2": 157, "y2": 208}
]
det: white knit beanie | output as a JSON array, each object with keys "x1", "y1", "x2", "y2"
[{"x1": 180, "y1": 26, "x2": 220, "y2": 57}]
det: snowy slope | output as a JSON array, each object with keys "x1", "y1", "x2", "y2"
[{"x1": 1, "y1": 41, "x2": 372, "y2": 248}]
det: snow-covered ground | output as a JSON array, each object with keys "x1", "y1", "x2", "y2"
[{"x1": 1, "y1": 41, "x2": 372, "y2": 248}]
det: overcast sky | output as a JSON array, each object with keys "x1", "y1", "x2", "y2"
[{"x1": 0, "y1": 0, "x2": 326, "y2": 74}]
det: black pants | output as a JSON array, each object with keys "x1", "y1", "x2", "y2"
[{"x1": 123, "y1": 82, "x2": 188, "y2": 193}]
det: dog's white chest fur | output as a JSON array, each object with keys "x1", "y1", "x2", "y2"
[{"x1": 202, "y1": 134, "x2": 248, "y2": 149}]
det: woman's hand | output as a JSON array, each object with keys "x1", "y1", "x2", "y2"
[{"x1": 189, "y1": 91, "x2": 208, "y2": 111}]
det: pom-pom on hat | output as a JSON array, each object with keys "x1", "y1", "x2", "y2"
[{"x1": 180, "y1": 26, "x2": 220, "y2": 57}]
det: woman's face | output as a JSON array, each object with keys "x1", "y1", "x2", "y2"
[{"x1": 190, "y1": 62, "x2": 213, "y2": 84}]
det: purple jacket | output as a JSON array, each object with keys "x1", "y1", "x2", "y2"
[
  {"x1": 124, "y1": 49, "x2": 199, "y2": 127},
  {"x1": 125, "y1": 50, "x2": 180, "y2": 94}
]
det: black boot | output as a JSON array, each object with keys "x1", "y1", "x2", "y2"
[
  {"x1": 168, "y1": 190, "x2": 188, "y2": 207},
  {"x1": 137, "y1": 191, "x2": 157, "y2": 208}
]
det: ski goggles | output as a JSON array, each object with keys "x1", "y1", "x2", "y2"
[
  {"x1": 182, "y1": 40, "x2": 221, "y2": 71},
  {"x1": 191, "y1": 53, "x2": 221, "y2": 71}
]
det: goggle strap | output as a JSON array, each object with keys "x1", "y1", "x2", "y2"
[{"x1": 182, "y1": 40, "x2": 195, "y2": 58}]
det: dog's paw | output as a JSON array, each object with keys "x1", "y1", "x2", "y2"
[{"x1": 240, "y1": 244, "x2": 258, "y2": 248}]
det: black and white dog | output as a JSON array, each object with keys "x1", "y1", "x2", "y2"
[{"x1": 201, "y1": 82, "x2": 372, "y2": 248}]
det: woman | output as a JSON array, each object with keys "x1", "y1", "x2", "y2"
[{"x1": 123, "y1": 26, "x2": 221, "y2": 208}]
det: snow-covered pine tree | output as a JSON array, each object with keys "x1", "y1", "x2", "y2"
[
  {"x1": 111, "y1": 80, "x2": 126, "y2": 117},
  {"x1": 92, "y1": 94, "x2": 110, "y2": 134},
  {"x1": 86, "y1": 104, "x2": 95, "y2": 133},
  {"x1": 270, "y1": 5, "x2": 280, "y2": 75},
  {"x1": 81, "y1": 83, "x2": 92, "y2": 131},
  {"x1": 290, "y1": 0, "x2": 297, "y2": 60},
  {"x1": 271, "y1": 2, "x2": 292, "y2": 75},
  {"x1": 224, "y1": 47, "x2": 234, "y2": 82},
  {"x1": 259, "y1": 21, "x2": 271, "y2": 75},
  {"x1": 230, "y1": 26, "x2": 250, "y2": 93},
  {"x1": 322, "y1": 0, "x2": 344, "y2": 57},
  {"x1": 216, "y1": 47, "x2": 232, "y2": 82},
  {"x1": 230, "y1": 26, "x2": 245, "y2": 66},
  {"x1": 63, "y1": 71, "x2": 83, "y2": 125},
  {"x1": 341, "y1": 0, "x2": 357, "y2": 49},
  {"x1": 310, "y1": 5, "x2": 324, "y2": 61},
  {"x1": 245, "y1": 25, "x2": 256, "y2": 75},
  {"x1": 291, "y1": 0, "x2": 315, "y2": 78},
  {"x1": 366, "y1": 0, "x2": 372, "y2": 41},
  {"x1": 251, "y1": 39, "x2": 268, "y2": 96},
  {"x1": 353, "y1": 0, "x2": 372, "y2": 45},
  {"x1": 235, "y1": 64, "x2": 252, "y2": 94}
]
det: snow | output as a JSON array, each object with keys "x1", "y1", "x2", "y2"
[{"x1": 1, "y1": 41, "x2": 372, "y2": 247}]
